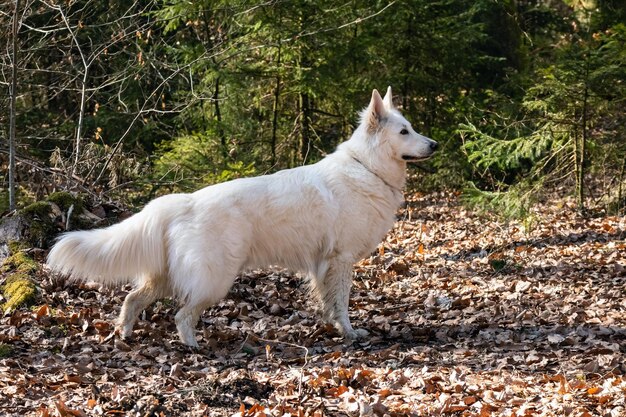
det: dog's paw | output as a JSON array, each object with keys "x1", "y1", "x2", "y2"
[
  {"x1": 186, "y1": 339, "x2": 200, "y2": 349},
  {"x1": 176, "y1": 330, "x2": 200, "y2": 348},
  {"x1": 116, "y1": 324, "x2": 133, "y2": 340},
  {"x1": 344, "y1": 328, "x2": 370, "y2": 341}
]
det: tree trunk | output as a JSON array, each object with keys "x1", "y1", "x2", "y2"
[
  {"x1": 401, "y1": 13, "x2": 413, "y2": 112},
  {"x1": 72, "y1": 68, "x2": 89, "y2": 179},
  {"x1": 8, "y1": 0, "x2": 20, "y2": 211},
  {"x1": 573, "y1": 110, "x2": 581, "y2": 210},
  {"x1": 213, "y1": 76, "x2": 228, "y2": 159},
  {"x1": 577, "y1": 83, "x2": 588, "y2": 213},
  {"x1": 299, "y1": 92, "x2": 312, "y2": 164},
  {"x1": 295, "y1": 8, "x2": 312, "y2": 166},
  {"x1": 617, "y1": 158, "x2": 625, "y2": 215},
  {"x1": 271, "y1": 45, "x2": 282, "y2": 168},
  {"x1": 576, "y1": 56, "x2": 591, "y2": 213}
]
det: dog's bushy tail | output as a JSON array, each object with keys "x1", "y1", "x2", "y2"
[{"x1": 47, "y1": 199, "x2": 173, "y2": 285}]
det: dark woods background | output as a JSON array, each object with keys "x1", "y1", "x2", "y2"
[{"x1": 1, "y1": 0, "x2": 625, "y2": 217}]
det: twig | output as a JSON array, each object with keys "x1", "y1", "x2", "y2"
[
  {"x1": 247, "y1": 332, "x2": 310, "y2": 398},
  {"x1": 0, "y1": 148, "x2": 101, "y2": 201},
  {"x1": 65, "y1": 204, "x2": 74, "y2": 231},
  {"x1": 89, "y1": 52, "x2": 209, "y2": 186},
  {"x1": 282, "y1": 1, "x2": 397, "y2": 42}
]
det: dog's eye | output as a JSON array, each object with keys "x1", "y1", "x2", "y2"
[{"x1": 400, "y1": 129, "x2": 409, "y2": 135}]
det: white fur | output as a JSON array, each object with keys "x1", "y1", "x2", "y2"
[{"x1": 46, "y1": 87, "x2": 438, "y2": 347}]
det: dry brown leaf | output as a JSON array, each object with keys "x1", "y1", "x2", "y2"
[
  {"x1": 35, "y1": 304, "x2": 50, "y2": 320},
  {"x1": 55, "y1": 400, "x2": 87, "y2": 417},
  {"x1": 587, "y1": 386, "x2": 602, "y2": 395},
  {"x1": 326, "y1": 385, "x2": 349, "y2": 398}
]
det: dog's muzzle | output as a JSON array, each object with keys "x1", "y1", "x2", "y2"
[{"x1": 402, "y1": 140, "x2": 438, "y2": 162}]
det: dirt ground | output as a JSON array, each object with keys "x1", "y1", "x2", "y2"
[{"x1": 1, "y1": 192, "x2": 625, "y2": 416}]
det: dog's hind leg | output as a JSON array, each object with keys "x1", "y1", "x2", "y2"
[
  {"x1": 117, "y1": 275, "x2": 169, "y2": 339},
  {"x1": 174, "y1": 287, "x2": 233, "y2": 348},
  {"x1": 174, "y1": 301, "x2": 211, "y2": 348},
  {"x1": 312, "y1": 257, "x2": 369, "y2": 340},
  {"x1": 173, "y1": 270, "x2": 238, "y2": 348}
]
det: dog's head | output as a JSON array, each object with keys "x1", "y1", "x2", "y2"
[{"x1": 361, "y1": 87, "x2": 438, "y2": 162}]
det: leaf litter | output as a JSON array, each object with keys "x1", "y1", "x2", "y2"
[{"x1": 0, "y1": 192, "x2": 624, "y2": 416}]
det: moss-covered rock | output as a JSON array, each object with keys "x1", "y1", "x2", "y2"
[
  {"x1": 0, "y1": 192, "x2": 101, "y2": 257},
  {"x1": 0, "y1": 218, "x2": 27, "y2": 262},
  {"x1": 45, "y1": 192, "x2": 95, "y2": 232},
  {"x1": 7, "y1": 240, "x2": 28, "y2": 253},
  {"x1": 2, "y1": 272, "x2": 37, "y2": 312},
  {"x1": 1, "y1": 248, "x2": 38, "y2": 274},
  {"x1": 19, "y1": 200, "x2": 56, "y2": 218},
  {"x1": 47, "y1": 191, "x2": 84, "y2": 213},
  {"x1": 17, "y1": 201, "x2": 61, "y2": 248},
  {"x1": 1, "y1": 244, "x2": 39, "y2": 312}
]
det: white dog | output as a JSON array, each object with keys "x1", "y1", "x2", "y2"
[{"x1": 47, "y1": 87, "x2": 438, "y2": 347}]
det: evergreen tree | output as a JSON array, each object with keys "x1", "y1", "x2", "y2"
[
  {"x1": 461, "y1": 2, "x2": 626, "y2": 217},
  {"x1": 1, "y1": 0, "x2": 622, "y2": 212}
]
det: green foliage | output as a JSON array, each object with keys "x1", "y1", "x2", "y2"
[
  {"x1": 0, "y1": 190, "x2": 8, "y2": 214},
  {"x1": 153, "y1": 131, "x2": 256, "y2": 191},
  {"x1": 1, "y1": 0, "x2": 623, "y2": 214},
  {"x1": 0, "y1": 187, "x2": 36, "y2": 213},
  {"x1": 460, "y1": 122, "x2": 560, "y2": 173},
  {"x1": 460, "y1": 5, "x2": 626, "y2": 217}
]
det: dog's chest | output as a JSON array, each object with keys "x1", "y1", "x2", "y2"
[{"x1": 334, "y1": 191, "x2": 400, "y2": 259}]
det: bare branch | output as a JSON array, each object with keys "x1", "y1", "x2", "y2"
[
  {"x1": 8, "y1": 0, "x2": 21, "y2": 211},
  {"x1": 90, "y1": 51, "x2": 210, "y2": 185}
]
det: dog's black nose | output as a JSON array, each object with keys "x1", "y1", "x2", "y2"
[{"x1": 430, "y1": 141, "x2": 439, "y2": 151}]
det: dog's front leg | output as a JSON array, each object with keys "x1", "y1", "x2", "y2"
[{"x1": 315, "y1": 259, "x2": 369, "y2": 340}]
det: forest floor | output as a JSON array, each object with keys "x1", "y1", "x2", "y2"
[{"x1": 0, "y1": 191, "x2": 625, "y2": 417}]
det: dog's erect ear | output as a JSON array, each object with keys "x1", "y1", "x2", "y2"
[
  {"x1": 365, "y1": 89, "x2": 387, "y2": 133},
  {"x1": 383, "y1": 86, "x2": 394, "y2": 109},
  {"x1": 370, "y1": 89, "x2": 386, "y2": 117}
]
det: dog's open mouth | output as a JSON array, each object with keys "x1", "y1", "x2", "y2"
[{"x1": 402, "y1": 154, "x2": 432, "y2": 162}]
